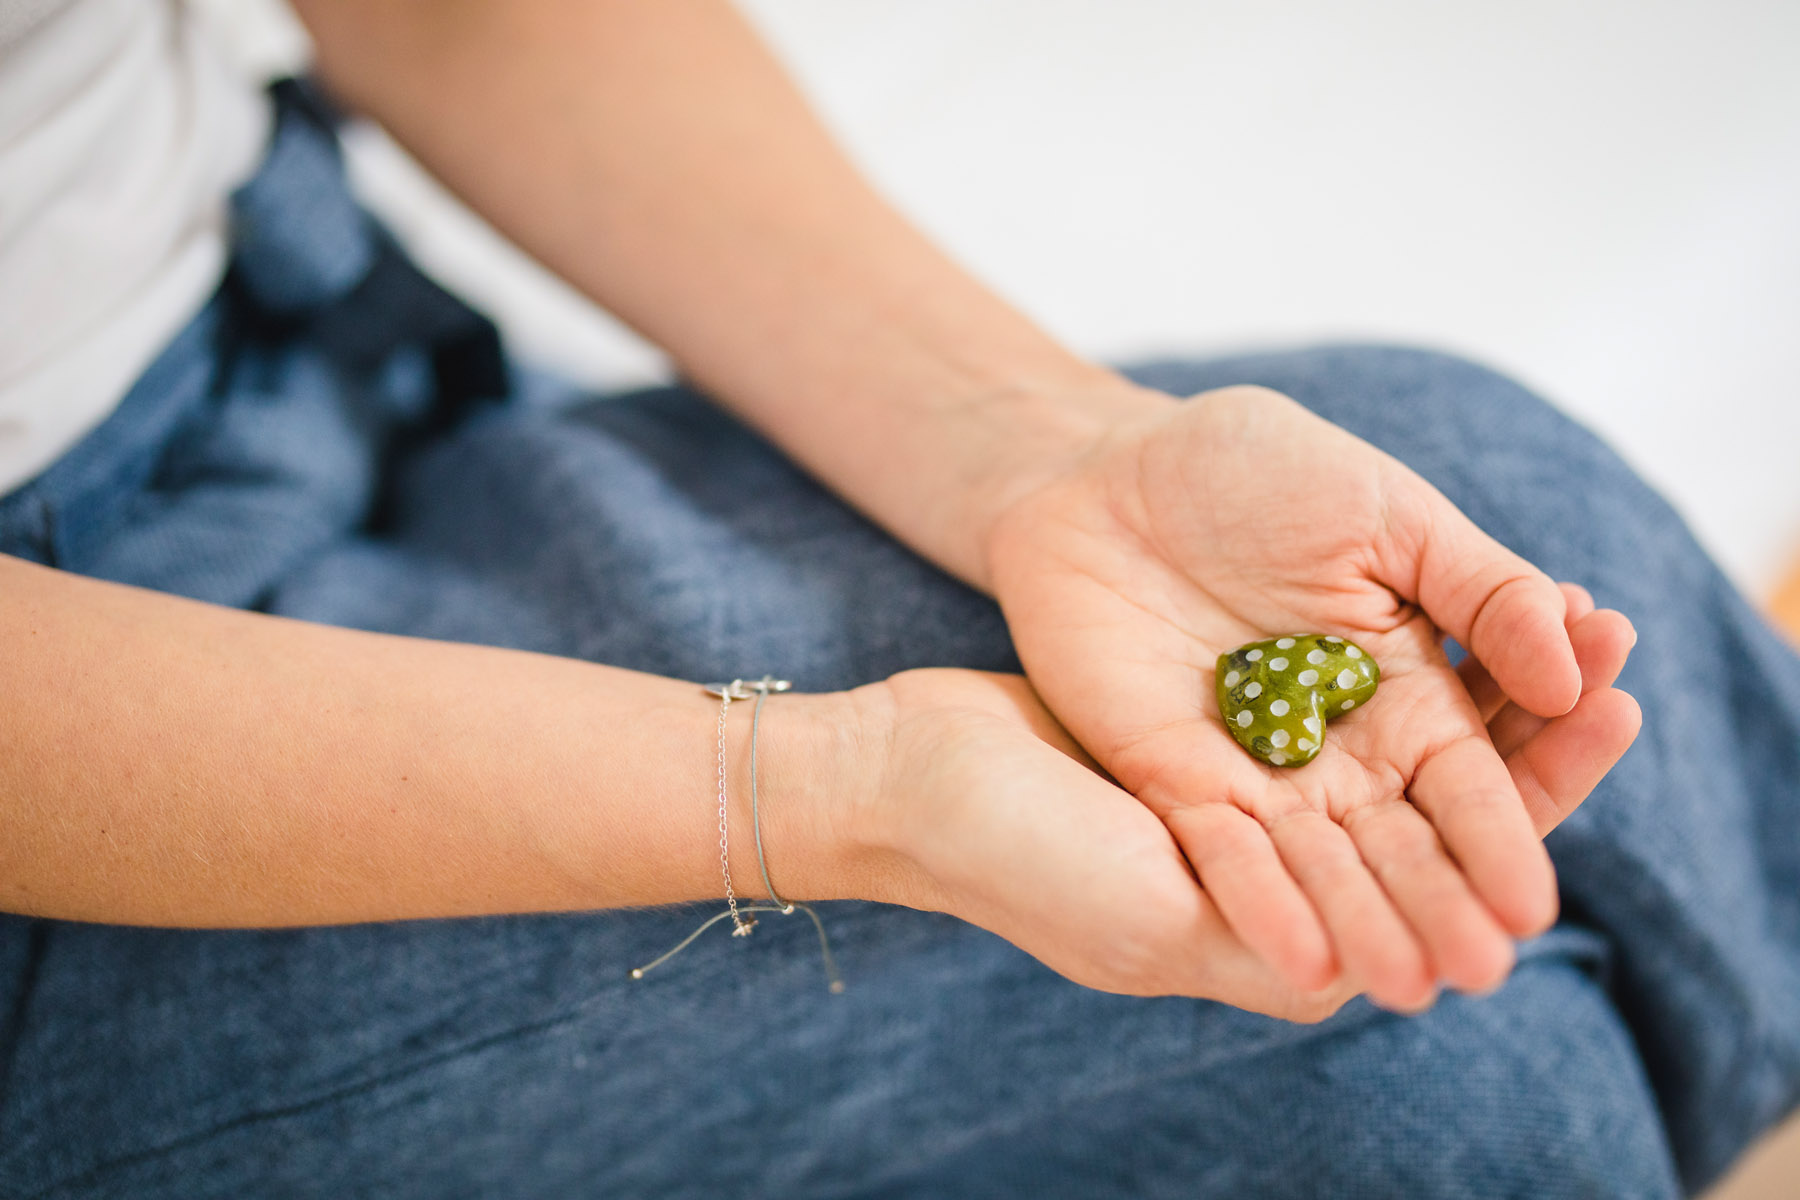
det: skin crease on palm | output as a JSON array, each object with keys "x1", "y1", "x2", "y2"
[{"x1": 979, "y1": 384, "x2": 1642, "y2": 1018}]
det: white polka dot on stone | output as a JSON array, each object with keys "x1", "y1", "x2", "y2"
[
  {"x1": 1306, "y1": 648, "x2": 1326, "y2": 665},
  {"x1": 1336, "y1": 668, "x2": 1357, "y2": 689},
  {"x1": 1269, "y1": 657, "x2": 1288, "y2": 671},
  {"x1": 1325, "y1": 635, "x2": 1343, "y2": 643},
  {"x1": 1269, "y1": 699, "x2": 1290, "y2": 717},
  {"x1": 1276, "y1": 637, "x2": 1295, "y2": 650},
  {"x1": 1270, "y1": 729, "x2": 1290, "y2": 748},
  {"x1": 1223, "y1": 671, "x2": 1240, "y2": 687},
  {"x1": 1297, "y1": 737, "x2": 1315, "y2": 752},
  {"x1": 1341, "y1": 699, "x2": 1356, "y2": 710},
  {"x1": 1243, "y1": 681, "x2": 1262, "y2": 699},
  {"x1": 1304, "y1": 717, "x2": 1321, "y2": 736},
  {"x1": 1269, "y1": 751, "x2": 1288, "y2": 766},
  {"x1": 1246, "y1": 649, "x2": 1262, "y2": 662},
  {"x1": 1345, "y1": 645, "x2": 1361, "y2": 659},
  {"x1": 1297, "y1": 669, "x2": 1319, "y2": 686},
  {"x1": 1237, "y1": 710, "x2": 1253, "y2": 727}
]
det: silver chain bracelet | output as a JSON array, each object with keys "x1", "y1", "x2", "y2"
[
  {"x1": 630, "y1": 675, "x2": 843, "y2": 993},
  {"x1": 714, "y1": 678, "x2": 760, "y2": 936}
]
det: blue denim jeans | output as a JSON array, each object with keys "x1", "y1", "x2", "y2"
[{"x1": 3, "y1": 83, "x2": 1798, "y2": 1200}]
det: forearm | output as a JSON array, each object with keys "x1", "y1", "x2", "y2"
[
  {"x1": 0, "y1": 555, "x2": 870, "y2": 927},
  {"x1": 292, "y1": 0, "x2": 1171, "y2": 590}
]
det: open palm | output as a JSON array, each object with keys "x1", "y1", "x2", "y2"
[{"x1": 986, "y1": 384, "x2": 1641, "y2": 1009}]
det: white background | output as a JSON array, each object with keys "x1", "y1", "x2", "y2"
[{"x1": 225, "y1": 1, "x2": 1800, "y2": 594}]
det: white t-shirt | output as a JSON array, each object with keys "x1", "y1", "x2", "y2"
[{"x1": 0, "y1": 0, "x2": 268, "y2": 496}]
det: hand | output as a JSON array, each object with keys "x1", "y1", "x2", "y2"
[
  {"x1": 828, "y1": 644, "x2": 1630, "y2": 1019},
  {"x1": 982, "y1": 385, "x2": 1642, "y2": 1010},
  {"x1": 836, "y1": 667, "x2": 1353, "y2": 1021}
]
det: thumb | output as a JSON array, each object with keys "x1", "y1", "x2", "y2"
[{"x1": 1389, "y1": 478, "x2": 1580, "y2": 718}]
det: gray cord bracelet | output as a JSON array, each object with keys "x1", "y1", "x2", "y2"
[{"x1": 630, "y1": 676, "x2": 844, "y2": 993}]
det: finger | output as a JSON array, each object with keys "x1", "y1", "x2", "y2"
[
  {"x1": 1168, "y1": 803, "x2": 1338, "y2": 992},
  {"x1": 1573, "y1": 603, "x2": 1635, "y2": 687},
  {"x1": 1407, "y1": 734, "x2": 1558, "y2": 938},
  {"x1": 1266, "y1": 808, "x2": 1435, "y2": 1010},
  {"x1": 1456, "y1": 581, "x2": 1597, "y2": 724},
  {"x1": 1560, "y1": 582, "x2": 1596, "y2": 622},
  {"x1": 1488, "y1": 607, "x2": 1637, "y2": 754},
  {"x1": 1400, "y1": 486, "x2": 1580, "y2": 717},
  {"x1": 1456, "y1": 653, "x2": 1504, "y2": 723},
  {"x1": 1508, "y1": 687, "x2": 1642, "y2": 836},
  {"x1": 1342, "y1": 798, "x2": 1515, "y2": 993},
  {"x1": 1178, "y1": 894, "x2": 1361, "y2": 1024}
]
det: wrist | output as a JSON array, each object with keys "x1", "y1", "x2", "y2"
[
  {"x1": 745, "y1": 682, "x2": 918, "y2": 906},
  {"x1": 953, "y1": 371, "x2": 1174, "y2": 594}
]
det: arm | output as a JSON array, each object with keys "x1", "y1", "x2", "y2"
[
  {"x1": 0, "y1": 554, "x2": 1366, "y2": 1020},
  {"x1": 289, "y1": 0, "x2": 1169, "y2": 591},
  {"x1": 0, "y1": 553, "x2": 867, "y2": 926}
]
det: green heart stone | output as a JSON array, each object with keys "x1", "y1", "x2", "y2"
[{"x1": 1216, "y1": 634, "x2": 1379, "y2": 767}]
